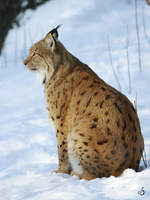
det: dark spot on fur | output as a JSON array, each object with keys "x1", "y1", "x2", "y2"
[
  {"x1": 80, "y1": 91, "x2": 86, "y2": 96},
  {"x1": 56, "y1": 115, "x2": 61, "y2": 119},
  {"x1": 124, "y1": 152, "x2": 129, "y2": 158},
  {"x1": 116, "y1": 167, "x2": 122, "y2": 172},
  {"x1": 133, "y1": 125, "x2": 137, "y2": 132},
  {"x1": 100, "y1": 101, "x2": 104, "y2": 108},
  {"x1": 77, "y1": 100, "x2": 80, "y2": 105},
  {"x1": 105, "y1": 111, "x2": 109, "y2": 116},
  {"x1": 101, "y1": 87, "x2": 106, "y2": 91},
  {"x1": 128, "y1": 113, "x2": 132, "y2": 121},
  {"x1": 61, "y1": 131, "x2": 64, "y2": 135},
  {"x1": 131, "y1": 105, "x2": 136, "y2": 113},
  {"x1": 117, "y1": 120, "x2": 120, "y2": 128},
  {"x1": 105, "y1": 155, "x2": 110, "y2": 160},
  {"x1": 136, "y1": 159, "x2": 140, "y2": 164},
  {"x1": 120, "y1": 160, "x2": 127, "y2": 167},
  {"x1": 86, "y1": 97, "x2": 92, "y2": 108},
  {"x1": 94, "y1": 92, "x2": 98, "y2": 96},
  {"x1": 114, "y1": 140, "x2": 117, "y2": 146},
  {"x1": 87, "y1": 155, "x2": 90, "y2": 158},
  {"x1": 79, "y1": 147, "x2": 82, "y2": 149},
  {"x1": 47, "y1": 107, "x2": 50, "y2": 111},
  {"x1": 83, "y1": 142, "x2": 88, "y2": 146},
  {"x1": 94, "y1": 160, "x2": 99, "y2": 164},
  {"x1": 88, "y1": 136, "x2": 93, "y2": 141},
  {"x1": 111, "y1": 150, "x2": 116, "y2": 155},
  {"x1": 88, "y1": 113, "x2": 91, "y2": 116},
  {"x1": 83, "y1": 76, "x2": 89, "y2": 80},
  {"x1": 121, "y1": 135, "x2": 125, "y2": 141},
  {"x1": 84, "y1": 149, "x2": 88, "y2": 152},
  {"x1": 105, "y1": 95, "x2": 110, "y2": 100},
  {"x1": 79, "y1": 133, "x2": 85, "y2": 137},
  {"x1": 93, "y1": 118, "x2": 98, "y2": 122},
  {"x1": 106, "y1": 119, "x2": 110, "y2": 124},
  {"x1": 94, "y1": 156, "x2": 99, "y2": 159},
  {"x1": 93, "y1": 80, "x2": 99, "y2": 84},
  {"x1": 116, "y1": 96, "x2": 122, "y2": 102},
  {"x1": 60, "y1": 103, "x2": 65, "y2": 110},
  {"x1": 71, "y1": 77, "x2": 74, "y2": 83},
  {"x1": 51, "y1": 116, "x2": 54, "y2": 121},
  {"x1": 123, "y1": 142, "x2": 128, "y2": 149},
  {"x1": 133, "y1": 147, "x2": 136, "y2": 153},
  {"x1": 106, "y1": 127, "x2": 112, "y2": 136},
  {"x1": 134, "y1": 135, "x2": 138, "y2": 143},
  {"x1": 89, "y1": 84, "x2": 94, "y2": 88},
  {"x1": 104, "y1": 163, "x2": 108, "y2": 167},
  {"x1": 113, "y1": 102, "x2": 122, "y2": 114},
  {"x1": 57, "y1": 129, "x2": 59, "y2": 133},
  {"x1": 94, "y1": 149, "x2": 99, "y2": 153},
  {"x1": 123, "y1": 120, "x2": 127, "y2": 130},
  {"x1": 60, "y1": 123, "x2": 63, "y2": 127},
  {"x1": 97, "y1": 139, "x2": 108, "y2": 145},
  {"x1": 90, "y1": 124, "x2": 97, "y2": 129}
]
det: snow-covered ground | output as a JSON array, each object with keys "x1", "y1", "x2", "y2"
[{"x1": 0, "y1": 0, "x2": 150, "y2": 199}]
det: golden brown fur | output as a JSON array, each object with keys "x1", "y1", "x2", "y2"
[{"x1": 24, "y1": 28, "x2": 144, "y2": 180}]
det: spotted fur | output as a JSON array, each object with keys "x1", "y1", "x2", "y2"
[{"x1": 24, "y1": 27, "x2": 144, "y2": 180}]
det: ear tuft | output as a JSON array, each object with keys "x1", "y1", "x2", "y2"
[{"x1": 48, "y1": 24, "x2": 61, "y2": 40}]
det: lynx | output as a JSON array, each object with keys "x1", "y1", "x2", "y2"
[{"x1": 24, "y1": 26, "x2": 144, "y2": 180}]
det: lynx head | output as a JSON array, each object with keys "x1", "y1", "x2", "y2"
[{"x1": 24, "y1": 25, "x2": 63, "y2": 84}]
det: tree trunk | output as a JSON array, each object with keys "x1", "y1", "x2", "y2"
[
  {"x1": 146, "y1": 0, "x2": 150, "y2": 5},
  {"x1": 0, "y1": 0, "x2": 51, "y2": 55}
]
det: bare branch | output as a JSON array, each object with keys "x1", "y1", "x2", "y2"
[
  {"x1": 126, "y1": 25, "x2": 132, "y2": 94},
  {"x1": 0, "y1": 0, "x2": 53, "y2": 55},
  {"x1": 107, "y1": 36, "x2": 122, "y2": 92},
  {"x1": 142, "y1": 4, "x2": 150, "y2": 47},
  {"x1": 21, "y1": 0, "x2": 51, "y2": 12},
  {"x1": 134, "y1": 0, "x2": 142, "y2": 72}
]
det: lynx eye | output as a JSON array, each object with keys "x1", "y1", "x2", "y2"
[
  {"x1": 32, "y1": 52, "x2": 36, "y2": 57},
  {"x1": 32, "y1": 54, "x2": 40, "y2": 63}
]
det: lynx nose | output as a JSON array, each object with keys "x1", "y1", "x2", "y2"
[{"x1": 24, "y1": 57, "x2": 30, "y2": 65}]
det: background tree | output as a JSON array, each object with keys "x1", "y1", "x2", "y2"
[
  {"x1": 146, "y1": 0, "x2": 150, "y2": 5},
  {"x1": 0, "y1": 0, "x2": 52, "y2": 55}
]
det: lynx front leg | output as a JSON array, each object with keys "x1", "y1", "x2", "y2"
[{"x1": 55, "y1": 133, "x2": 71, "y2": 174}]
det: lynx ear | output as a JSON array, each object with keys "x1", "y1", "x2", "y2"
[
  {"x1": 48, "y1": 24, "x2": 61, "y2": 40},
  {"x1": 45, "y1": 33, "x2": 56, "y2": 50},
  {"x1": 45, "y1": 25, "x2": 61, "y2": 50}
]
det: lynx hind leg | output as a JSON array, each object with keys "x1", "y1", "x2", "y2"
[{"x1": 67, "y1": 123, "x2": 108, "y2": 180}]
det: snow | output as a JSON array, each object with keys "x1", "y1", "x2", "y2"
[{"x1": 0, "y1": 0, "x2": 150, "y2": 199}]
